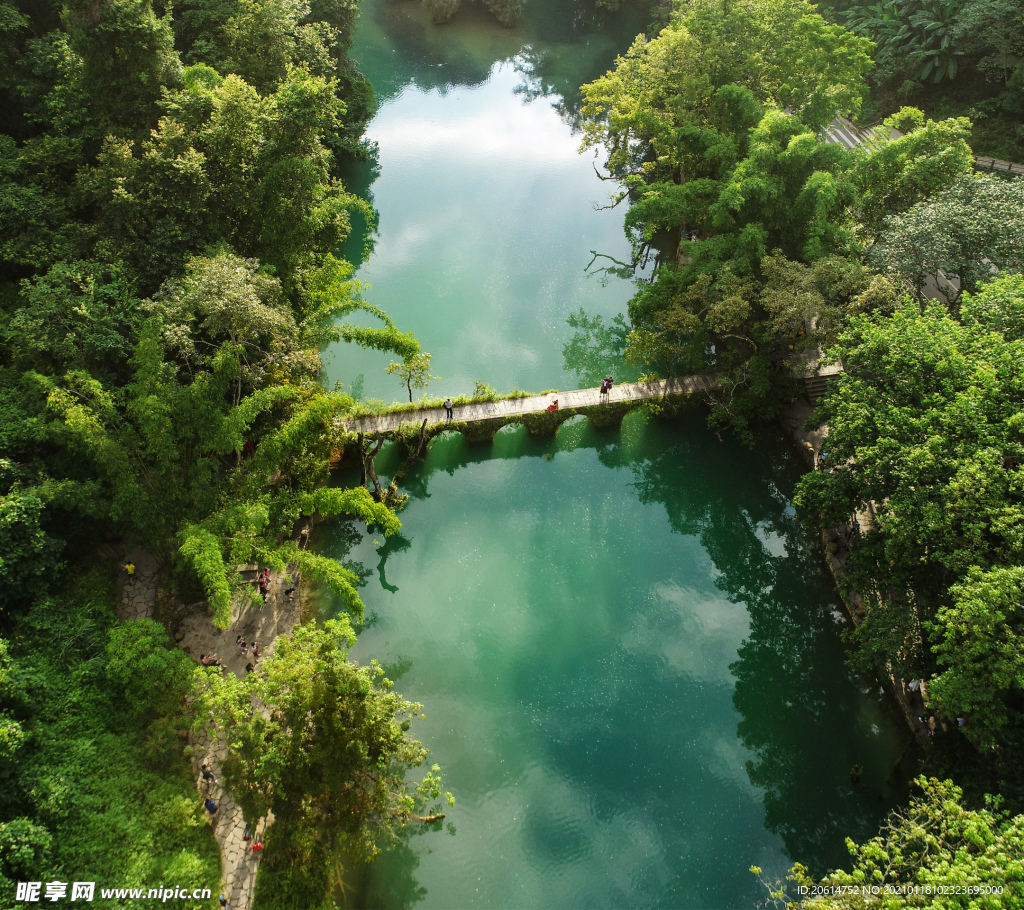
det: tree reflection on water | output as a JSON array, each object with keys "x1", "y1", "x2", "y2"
[
  {"x1": 315, "y1": 412, "x2": 915, "y2": 908},
  {"x1": 596, "y1": 414, "x2": 917, "y2": 872}
]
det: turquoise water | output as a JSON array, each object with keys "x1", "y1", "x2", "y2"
[
  {"x1": 323, "y1": 0, "x2": 650, "y2": 401},
  {"x1": 315, "y1": 3, "x2": 912, "y2": 907},
  {"x1": 314, "y1": 418, "x2": 910, "y2": 910}
]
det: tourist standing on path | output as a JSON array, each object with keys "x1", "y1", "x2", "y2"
[
  {"x1": 201, "y1": 763, "x2": 217, "y2": 785},
  {"x1": 599, "y1": 378, "x2": 609, "y2": 396},
  {"x1": 122, "y1": 560, "x2": 136, "y2": 583},
  {"x1": 205, "y1": 797, "x2": 217, "y2": 817},
  {"x1": 605, "y1": 376, "x2": 614, "y2": 394},
  {"x1": 444, "y1": 398, "x2": 454, "y2": 420}
]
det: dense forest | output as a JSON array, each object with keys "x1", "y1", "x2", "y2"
[
  {"x1": 1, "y1": 0, "x2": 1023, "y2": 907},
  {"x1": 0, "y1": 1, "x2": 447, "y2": 908},
  {"x1": 818, "y1": 0, "x2": 1024, "y2": 162}
]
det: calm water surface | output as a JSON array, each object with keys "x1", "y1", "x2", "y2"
[
  {"x1": 323, "y1": 0, "x2": 649, "y2": 399},
  {"x1": 316, "y1": 3, "x2": 912, "y2": 907}
]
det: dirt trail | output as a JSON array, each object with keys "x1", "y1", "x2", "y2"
[{"x1": 117, "y1": 554, "x2": 301, "y2": 910}]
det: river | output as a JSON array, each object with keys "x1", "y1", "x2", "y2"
[{"x1": 315, "y1": 2, "x2": 912, "y2": 907}]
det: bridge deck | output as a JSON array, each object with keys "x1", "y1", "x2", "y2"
[{"x1": 342, "y1": 374, "x2": 723, "y2": 436}]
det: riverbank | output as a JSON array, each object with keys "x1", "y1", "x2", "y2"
[
  {"x1": 115, "y1": 548, "x2": 308, "y2": 910},
  {"x1": 779, "y1": 399, "x2": 932, "y2": 750}
]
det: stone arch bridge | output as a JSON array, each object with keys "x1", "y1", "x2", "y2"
[{"x1": 338, "y1": 375, "x2": 724, "y2": 447}]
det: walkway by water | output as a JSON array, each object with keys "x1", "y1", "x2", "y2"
[
  {"x1": 343, "y1": 374, "x2": 723, "y2": 436},
  {"x1": 824, "y1": 115, "x2": 1024, "y2": 175}
]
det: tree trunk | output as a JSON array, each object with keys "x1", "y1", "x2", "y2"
[
  {"x1": 413, "y1": 418, "x2": 429, "y2": 459},
  {"x1": 391, "y1": 420, "x2": 430, "y2": 491},
  {"x1": 362, "y1": 435, "x2": 385, "y2": 501},
  {"x1": 887, "y1": 736, "x2": 916, "y2": 785}
]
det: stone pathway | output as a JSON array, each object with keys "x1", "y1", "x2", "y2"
[
  {"x1": 824, "y1": 114, "x2": 1024, "y2": 175},
  {"x1": 342, "y1": 374, "x2": 724, "y2": 436},
  {"x1": 114, "y1": 549, "x2": 303, "y2": 910},
  {"x1": 189, "y1": 730, "x2": 264, "y2": 910},
  {"x1": 116, "y1": 549, "x2": 160, "y2": 622}
]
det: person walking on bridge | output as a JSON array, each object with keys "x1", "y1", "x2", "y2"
[{"x1": 444, "y1": 398, "x2": 454, "y2": 420}]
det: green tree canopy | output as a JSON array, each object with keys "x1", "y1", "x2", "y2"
[
  {"x1": 580, "y1": 0, "x2": 873, "y2": 184},
  {"x1": 872, "y1": 174, "x2": 1024, "y2": 306},
  {"x1": 62, "y1": 0, "x2": 182, "y2": 135},
  {"x1": 579, "y1": 1, "x2": 874, "y2": 438},
  {"x1": 852, "y1": 107, "x2": 974, "y2": 241},
  {"x1": 780, "y1": 777, "x2": 1024, "y2": 909},
  {"x1": 36, "y1": 249, "x2": 406, "y2": 626},
  {"x1": 173, "y1": 0, "x2": 372, "y2": 152},
  {"x1": 794, "y1": 294, "x2": 1024, "y2": 733},
  {"x1": 194, "y1": 619, "x2": 452, "y2": 903},
  {"x1": 614, "y1": 106, "x2": 864, "y2": 439},
  {"x1": 961, "y1": 274, "x2": 1024, "y2": 342},
  {"x1": 929, "y1": 566, "x2": 1024, "y2": 749}
]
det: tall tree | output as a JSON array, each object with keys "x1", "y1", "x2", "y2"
[
  {"x1": 871, "y1": 174, "x2": 1024, "y2": 306},
  {"x1": 852, "y1": 107, "x2": 974, "y2": 241},
  {"x1": 62, "y1": 0, "x2": 182, "y2": 135},
  {"x1": 44, "y1": 251, "x2": 413, "y2": 626},
  {"x1": 195, "y1": 619, "x2": 453, "y2": 906},
  {"x1": 777, "y1": 777, "x2": 1024, "y2": 908},
  {"x1": 579, "y1": 0, "x2": 873, "y2": 438},
  {"x1": 794, "y1": 297, "x2": 1024, "y2": 684}
]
